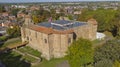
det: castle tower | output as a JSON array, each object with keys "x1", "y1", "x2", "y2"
[
  {"x1": 24, "y1": 15, "x2": 32, "y2": 26},
  {"x1": 87, "y1": 18, "x2": 98, "y2": 40},
  {"x1": 21, "y1": 15, "x2": 32, "y2": 43}
]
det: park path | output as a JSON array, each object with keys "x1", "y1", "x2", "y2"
[{"x1": 56, "y1": 61, "x2": 70, "y2": 67}]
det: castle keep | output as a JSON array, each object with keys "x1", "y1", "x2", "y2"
[{"x1": 21, "y1": 16, "x2": 97, "y2": 60}]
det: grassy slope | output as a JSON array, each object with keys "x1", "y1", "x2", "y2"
[{"x1": 32, "y1": 58, "x2": 65, "y2": 67}]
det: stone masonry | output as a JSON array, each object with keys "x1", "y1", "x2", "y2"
[{"x1": 21, "y1": 15, "x2": 97, "y2": 60}]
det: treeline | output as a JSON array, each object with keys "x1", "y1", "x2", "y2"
[
  {"x1": 77, "y1": 9, "x2": 120, "y2": 38},
  {"x1": 67, "y1": 38, "x2": 120, "y2": 67}
]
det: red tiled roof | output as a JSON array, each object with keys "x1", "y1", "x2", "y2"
[{"x1": 28, "y1": 24, "x2": 73, "y2": 34}]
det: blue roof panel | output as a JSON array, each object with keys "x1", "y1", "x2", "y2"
[{"x1": 38, "y1": 20, "x2": 87, "y2": 30}]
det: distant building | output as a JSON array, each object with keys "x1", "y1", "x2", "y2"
[
  {"x1": 21, "y1": 15, "x2": 97, "y2": 60},
  {"x1": 11, "y1": 5, "x2": 27, "y2": 9},
  {"x1": 17, "y1": 13, "x2": 26, "y2": 18},
  {"x1": 74, "y1": 11, "x2": 81, "y2": 15},
  {"x1": 2, "y1": 12, "x2": 9, "y2": 17}
]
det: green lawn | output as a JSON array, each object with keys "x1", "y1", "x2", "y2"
[
  {"x1": 0, "y1": 50, "x2": 66, "y2": 67},
  {"x1": 17, "y1": 46, "x2": 66, "y2": 67},
  {"x1": 92, "y1": 39, "x2": 105, "y2": 48},
  {"x1": 32, "y1": 58, "x2": 65, "y2": 67},
  {"x1": 23, "y1": 55, "x2": 38, "y2": 63},
  {"x1": 0, "y1": 51, "x2": 31, "y2": 67},
  {"x1": 1, "y1": 38, "x2": 22, "y2": 48},
  {"x1": 0, "y1": 37, "x2": 66, "y2": 67},
  {"x1": 12, "y1": 51, "x2": 37, "y2": 63},
  {"x1": 17, "y1": 46, "x2": 41, "y2": 58}
]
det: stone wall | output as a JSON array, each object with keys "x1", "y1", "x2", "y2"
[
  {"x1": 73, "y1": 23, "x2": 97, "y2": 40},
  {"x1": 52, "y1": 34, "x2": 73, "y2": 58},
  {"x1": 21, "y1": 17, "x2": 97, "y2": 60},
  {"x1": 21, "y1": 27, "x2": 73, "y2": 60},
  {"x1": 21, "y1": 22, "x2": 97, "y2": 60},
  {"x1": 49, "y1": 33, "x2": 73, "y2": 58}
]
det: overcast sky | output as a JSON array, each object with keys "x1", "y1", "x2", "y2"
[{"x1": 0, "y1": 0, "x2": 119, "y2": 3}]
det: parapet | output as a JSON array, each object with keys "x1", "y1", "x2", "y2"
[{"x1": 87, "y1": 18, "x2": 97, "y2": 25}]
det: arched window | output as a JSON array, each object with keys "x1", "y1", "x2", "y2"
[
  {"x1": 68, "y1": 38, "x2": 71, "y2": 44},
  {"x1": 44, "y1": 39, "x2": 47, "y2": 43}
]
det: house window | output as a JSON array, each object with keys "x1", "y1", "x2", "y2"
[{"x1": 44, "y1": 39, "x2": 47, "y2": 43}]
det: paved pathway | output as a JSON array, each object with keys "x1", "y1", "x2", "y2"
[{"x1": 56, "y1": 61, "x2": 70, "y2": 67}]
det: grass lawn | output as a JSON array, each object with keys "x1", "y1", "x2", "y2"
[
  {"x1": 32, "y1": 58, "x2": 65, "y2": 67},
  {"x1": 0, "y1": 51, "x2": 31, "y2": 67},
  {"x1": 23, "y1": 55, "x2": 38, "y2": 63},
  {"x1": 17, "y1": 46, "x2": 66, "y2": 67},
  {"x1": 1, "y1": 38, "x2": 22, "y2": 48},
  {"x1": 17, "y1": 46, "x2": 41, "y2": 58},
  {"x1": 92, "y1": 39, "x2": 105, "y2": 48},
  {"x1": 11, "y1": 51, "x2": 37, "y2": 62}
]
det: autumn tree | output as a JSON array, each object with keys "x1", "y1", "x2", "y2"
[
  {"x1": 66, "y1": 38, "x2": 94, "y2": 67},
  {"x1": 6, "y1": 26, "x2": 21, "y2": 38},
  {"x1": 31, "y1": 9, "x2": 50, "y2": 23}
]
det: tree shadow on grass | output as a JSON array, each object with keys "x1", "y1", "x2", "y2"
[
  {"x1": 0, "y1": 41, "x2": 5, "y2": 48},
  {"x1": 0, "y1": 51, "x2": 31, "y2": 67}
]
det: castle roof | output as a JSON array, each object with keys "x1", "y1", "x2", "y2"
[
  {"x1": 27, "y1": 20, "x2": 87, "y2": 34},
  {"x1": 38, "y1": 20, "x2": 86, "y2": 30},
  {"x1": 29, "y1": 24, "x2": 73, "y2": 34}
]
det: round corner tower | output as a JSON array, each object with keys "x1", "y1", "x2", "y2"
[{"x1": 87, "y1": 18, "x2": 98, "y2": 40}]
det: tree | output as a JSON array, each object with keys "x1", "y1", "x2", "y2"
[
  {"x1": 0, "y1": 51, "x2": 31, "y2": 67},
  {"x1": 11, "y1": 8, "x2": 20, "y2": 17},
  {"x1": 77, "y1": 9, "x2": 117, "y2": 32},
  {"x1": 67, "y1": 14, "x2": 73, "y2": 20},
  {"x1": 6, "y1": 26, "x2": 21, "y2": 38},
  {"x1": 66, "y1": 38, "x2": 94, "y2": 67},
  {"x1": 0, "y1": 5, "x2": 5, "y2": 13},
  {"x1": 113, "y1": 61, "x2": 120, "y2": 67},
  {"x1": 32, "y1": 15, "x2": 40, "y2": 24},
  {"x1": 94, "y1": 40, "x2": 120, "y2": 66},
  {"x1": 31, "y1": 9, "x2": 50, "y2": 23},
  {"x1": 94, "y1": 59, "x2": 113, "y2": 67}
]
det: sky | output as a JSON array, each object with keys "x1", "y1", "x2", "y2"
[{"x1": 0, "y1": 0, "x2": 119, "y2": 3}]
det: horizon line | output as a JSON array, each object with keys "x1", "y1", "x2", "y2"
[{"x1": 0, "y1": 1, "x2": 120, "y2": 4}]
